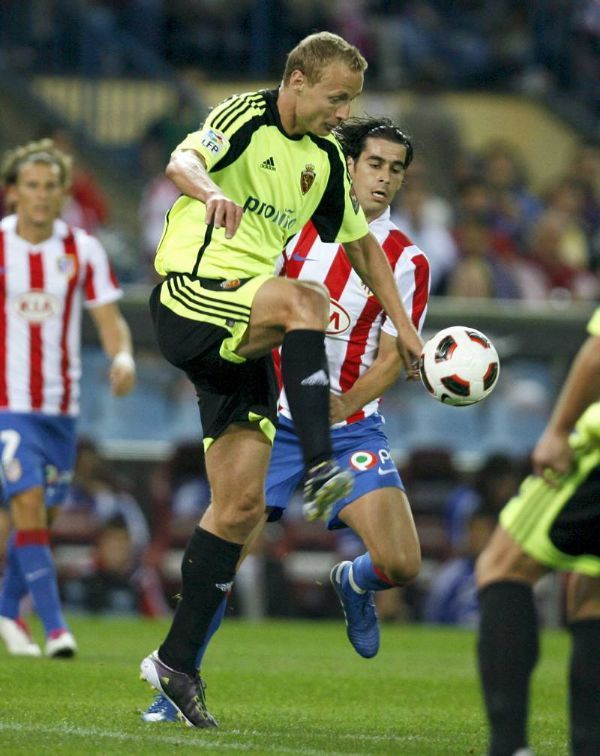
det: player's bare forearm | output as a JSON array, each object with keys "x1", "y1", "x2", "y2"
[
  {"x1": 344, "y1": 233, "x2": 423, "y2": 374},
  {"x1": 166, "y1": 150, "x2": 243, "y2": 238},
  {"x1": 532, "y1": 334, "x2": 600, "y2": 479},
  {"x1": 329, "y1": 332, "x2": 401, "y2": 424},
  {"x1": 89, "y1": 302, "x2": 136, "y2": 396},
  {"x1": 544, "y1": 334, "x2": 600, "y2": 436}
]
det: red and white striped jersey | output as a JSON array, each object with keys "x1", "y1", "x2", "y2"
[
  {"x1": 277, "y1": 208, "x2": 430, "y2": 426},
  {"x1": 0, "y1": 215, "x2": 122, "y2": 416}
]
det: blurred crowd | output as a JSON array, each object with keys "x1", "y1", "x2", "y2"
[
  {"x1": 2, "y1": 0, "x2": 597, "y2": 113},
  {"x1": 0, "y1": 1, "x2": 598, "y2": 296}
]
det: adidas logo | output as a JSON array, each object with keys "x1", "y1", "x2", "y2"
[
  {"x1": 300, "y1": 369, "x2": 329, "y2": 387},
  {"x1": 260, "y1": 156, "x2": 276, "y2": 171}
]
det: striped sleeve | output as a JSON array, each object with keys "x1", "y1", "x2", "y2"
[
  {"x1": 176, "y1": 92, "x2": 266, "y2": 171},
  {"x1": 80, "y1": 232, "x2": 123, "y2": 308},
  {"x1": 381, "y1": 244, "x2": 430, "y2": 337}
]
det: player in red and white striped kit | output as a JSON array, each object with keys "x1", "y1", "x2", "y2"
[
  {"x1": 267, "y1": 117, "x2": 430, "y2": 657},
  {"x1": 0, "y1": 139, "x2": 135, "y2": 658}
]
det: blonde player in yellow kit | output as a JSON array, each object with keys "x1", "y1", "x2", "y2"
[{"x1": 140, "y1": 32, "x2": 423, "y2": 727}]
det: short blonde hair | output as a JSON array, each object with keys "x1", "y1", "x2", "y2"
[
  {"x1": 1, "y1": 138, "x2": 72, "y2": 189},
  {"x1": 283, "y1": 31, "x2": 367, "y2": 85}
]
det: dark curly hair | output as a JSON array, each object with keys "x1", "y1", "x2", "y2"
[{"x1": 334, "y1": 116, "x2": 413, "y2": 168}]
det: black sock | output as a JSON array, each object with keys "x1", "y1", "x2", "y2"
[
  {"x1": 569, "y1": 618, "x2": 600, "y2": 756},
  {"x1": 477, "y1": 581, "x2": 539, "y2": 756},
  {"x1": 159, "y1": 527, "x2": 242, "y2": 675},
  {"x1": 281, "y1": 329, "x2": 332, "y2": 468}
]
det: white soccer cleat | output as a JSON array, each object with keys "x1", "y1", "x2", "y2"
[
  {"x1": 0, "y1": 616, "x2": 42, "y2": 656},
  {"x1": 45, "y1": 629, "x2": 77, "y2": 658}
]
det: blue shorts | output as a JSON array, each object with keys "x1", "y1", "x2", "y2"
[
  {"x1": 0, "y1": 412, "x2": 77, "y2": 507},
  {"x1": 266, "y1": 413, "x2": 404, "y2": 529}
]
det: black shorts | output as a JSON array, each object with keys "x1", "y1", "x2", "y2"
[
  {"x1": 549, "y1": 464, "x2": 600, "y2": 558},
  {"x1": 149, "y1": 285, "x2": 278, "y2": 444}
]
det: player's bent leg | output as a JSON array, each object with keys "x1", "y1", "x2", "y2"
[
  {"x1": 566, "y1": 574, "x2": 600, "y2": 756},
  {"x1": 7, "y1": 487, "x2": 75, "y2": 657},
  {"x1": 236, "y1": 278, "x2": 329, "y2": 359},
  {"x1": 330, "y1": 490, "x2": 419, "y2": 659},
  {"x1": 476, "y1": 526, "x2": 548, "y2": 589},
  {"x1": 476, "y1": 527, "x2": 548, "y2": 756},
  {"x1": 341, "y1": 488, "x2": 421, "y2": 587},
  {"x1": 239, "y1": 279, "x2": 352, "y2": 519}
]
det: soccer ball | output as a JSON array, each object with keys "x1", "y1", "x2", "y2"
[{"x1": 419, "y1": 325, "x2": 500, "y2": 406}]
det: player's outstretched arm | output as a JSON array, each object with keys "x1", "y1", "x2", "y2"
[
  {"x1": 344, "y1": 232, "x2": 422, "y2": 377},
  {"x1": 329, "y1": 332, "x2": 402, "y2": 424},
  {"x1": 165, "y1": 149, "x2": 243, "y2": 239},
  {"x1": 533, "y1": 332, "x2": 600, "y2": 479},
  {"x1": 89, "y1": 302, "x2": 136, "y2": 396}
]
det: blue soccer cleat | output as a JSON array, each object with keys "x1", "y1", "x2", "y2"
[
  {"x1": 330, "y1": 561, "x2": 380, "y2": 658},
  {"x1": 303, "y1": 461, "x2": 353, "y2": 522},
  {"x1": 141, "y1": 693, "x2": 179, "y2": 723}
]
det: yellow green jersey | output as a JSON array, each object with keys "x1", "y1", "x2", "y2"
[
  {"x1": 499, "y1": 306, "x2": 600, "y2": 575},
  {"x1": 154, "y1": 88, "x2": 369, "y2": 281},
  {"x1": 572, "y1": 306, "x2": 600, "y2": 446}
]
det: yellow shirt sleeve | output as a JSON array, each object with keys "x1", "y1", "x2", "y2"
[{"x1": 587, "y1": 307, "x2": 600, "y2": 337}]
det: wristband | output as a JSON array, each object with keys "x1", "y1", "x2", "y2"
[{"x1": 112, "y1": 351, "x2": 135, "y2": 370}]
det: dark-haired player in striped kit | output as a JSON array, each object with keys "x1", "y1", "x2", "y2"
[
  {"x1": 269, "y1": 117, "x2": 429, "y2": 659},
  {"x1": 476, "y1": 307, "x2": 600, "y2": 756},
  {"x1": 140, "y1": 33, "x2": 423, "y2": 727}
]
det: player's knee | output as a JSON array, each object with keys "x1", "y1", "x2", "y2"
[
  {"x1": 216, "y1": 489, "x2": 264, "y2": 535},
  {"x1": 287, "y1": 282, "x2": 329, "y2": 330},
  {"x1": 380, "y1": 550, "x2": 421, "y2": 586},
  {"x1": 11, "y1": 488, "x2": 46, "y2": 529}
]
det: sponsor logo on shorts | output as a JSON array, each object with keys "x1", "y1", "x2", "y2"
[
  {"x1": 349, "y1": 451, "x2": 378, "y2": 471},
  {"x1": 220, "y1": 279, "x2": 241, "y2": 290}
]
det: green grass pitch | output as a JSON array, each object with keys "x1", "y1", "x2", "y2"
[{"x1": 0, "y1": 617, "x2": 568, "y2": 754}]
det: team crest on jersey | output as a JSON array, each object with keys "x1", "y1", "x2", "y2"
[
  {"x1": 201, "y1": 128, "x2": 228, "y2": 155},
  {"x1": 57, "y1": 255, "x2": 76, "y2": 278},
  {"x1": 300, "y1": 164, "x2": 316, "y2": 194},
  {"x1": 327, "y1": 299, "x2": 351, "y2": 335},
  {"x1": 12, "y1": 291, "x2": 60, "y2": 323}
]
